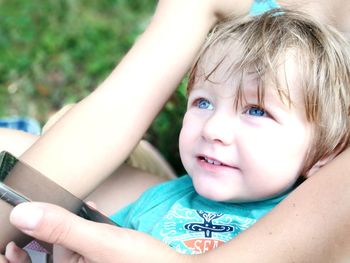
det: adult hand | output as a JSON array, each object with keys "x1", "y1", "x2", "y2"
[
  {"x1": 206, "y1": 0, "x2": 253, "y2": 18},
  {"x1": 8, "y1": 202, "x2": 187, "y2": 263}
]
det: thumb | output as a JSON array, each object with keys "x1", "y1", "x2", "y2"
[
  {"x1": 9, "y1": 202, "x2": 178, "y2": 263},
  {"x1": 9, "y1": 202, "x2": 121, "y2": 262}
]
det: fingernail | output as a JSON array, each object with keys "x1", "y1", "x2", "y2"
[{"x1": 10, "y1": 203, "x2": 44, "y2": 231}]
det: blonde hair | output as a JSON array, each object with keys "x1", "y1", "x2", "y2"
[{"x1": 188, "y1": 9, "x2": 350, "y2": 175}]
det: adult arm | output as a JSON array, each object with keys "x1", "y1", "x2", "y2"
[
  {"x1": 0, "y1": 129, "x2": 37, "y2": 157},
  {"x1": 0, "y1": 128, "x2": 165, "y2": 215},
  {"x1": 18, "y1": 0, "x2": 253, "y2": 198}
]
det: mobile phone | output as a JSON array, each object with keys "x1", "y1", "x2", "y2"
[
  {"x1": 0, "y1": 182, "x2": 30, "y2": 206},
  {"x1": 0, "y1": 151, "x2": 118, "y2": 226}
]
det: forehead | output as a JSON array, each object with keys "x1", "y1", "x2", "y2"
[{"x1": 193, "y1": 41, "x2": 304, "y2": 105}]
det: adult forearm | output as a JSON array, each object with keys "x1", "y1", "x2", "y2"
[
  {"x1": 0, "y1": 129, "x2": 37, "y2": 157},
  {"x1": 18, "y1": 0, "x2": 252, "y2": 198},
  {"x1": 279, "y1": 0, "x2": 350, "y2": 35}
]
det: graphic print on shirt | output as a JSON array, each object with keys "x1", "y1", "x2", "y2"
[
  {"x1": 184, "y1": 210, "x2": 234, "y2": 237},
  {"x1": 155, "y1": 203, "x2": 256, "y2": 254}
]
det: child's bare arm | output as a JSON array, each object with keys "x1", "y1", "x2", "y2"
[{"x1": 85, "y1": 165, "x2": 166, "y2": 215}]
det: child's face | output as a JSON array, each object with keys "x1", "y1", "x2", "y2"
[{"x1": 179, "y1": 50, "x2": 313, "y2": 202}]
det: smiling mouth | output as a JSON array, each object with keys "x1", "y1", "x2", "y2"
[
  {"x1": 198, "y1": 155, "x2": 239, "y2": 169},
  {"x1": 201, "y1": 156, "x2": 222, "y2": 165}
]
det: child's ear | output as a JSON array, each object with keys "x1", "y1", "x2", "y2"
[{"x1": 305, "y1": 154, "x2": 336, "y2": 178}]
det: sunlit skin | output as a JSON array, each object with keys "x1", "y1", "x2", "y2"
[{"x1": 179, "y1": 49, "x2": 315, "y2": 202}]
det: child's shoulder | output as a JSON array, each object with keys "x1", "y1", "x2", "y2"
[
  {"x1": 110, "y1": 175, "x2": 194, "y2": 227},
  {"x1": 141, "y1": 175, "x2": 193, "y2": 202}
]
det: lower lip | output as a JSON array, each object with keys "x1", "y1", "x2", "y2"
[{"x1": 196, "y1": 158, "x2": 239, "y2": 175}]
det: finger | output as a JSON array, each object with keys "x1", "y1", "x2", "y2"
[
  {"x1": 4, "y1": 242, "x2": 30, "y2": 263},
  {"x1": 0, "y1": 255, "x2": 8, "y2": 263}
]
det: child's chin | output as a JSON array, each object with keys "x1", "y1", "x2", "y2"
[
  {"x1": 192, "y1": 178, "x2": 234, "y2": 201},
  {"x1": 194, "y1": 185, "x2": 232, "y2": 202},
  {"x1": 195, "y1": 185, "x2": 255, "y2": 203}
]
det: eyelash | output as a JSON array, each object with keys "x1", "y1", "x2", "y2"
[
  {"x1": 191, "y1": 98, "x2": 272, "y2": 119},
  {"x1": 243, "y1": 105, "x2": 270, "y2": 118},
  {"x1": 193, "y1": 98, "x2": 214, "y2": 110}
]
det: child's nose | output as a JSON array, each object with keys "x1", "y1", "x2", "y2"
[{"x1": 201, "y1": 113, "x2": 236, "y2": 145}]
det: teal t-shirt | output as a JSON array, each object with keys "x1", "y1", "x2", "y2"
[
  {"x1": 249, "y1": 0, "x2": 280, "y2": 16},
  {"x1": 111, "y1": 175, "x2": 288, "y2": 254}
]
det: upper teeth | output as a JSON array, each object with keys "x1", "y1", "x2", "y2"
[{"x1": 204, "y1": 157, "x2": 221, "y2": 165}]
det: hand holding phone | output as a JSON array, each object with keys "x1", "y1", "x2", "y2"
[{"x1": 0, "y1": 151, "x2": 118, "y2": 253}]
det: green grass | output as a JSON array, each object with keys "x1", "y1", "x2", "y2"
[{"x1": 0, "y1": 0, "x2": 187, "y2": 174}]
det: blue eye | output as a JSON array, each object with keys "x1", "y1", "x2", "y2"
[
  {"x1": 196, "y1": 98, "x2": 214, "y2": 110},
  {"x1": 246, "y1": 106, "x2": 267, "y2": 117}
]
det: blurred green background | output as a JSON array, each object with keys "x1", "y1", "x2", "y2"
[{"x1": 0, "y1": 0, "x2": 187, "y2": 175}]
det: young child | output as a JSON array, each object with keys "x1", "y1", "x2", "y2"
[{"x1": 110, "y1": 9, "x2": 350, "y2": 254}]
